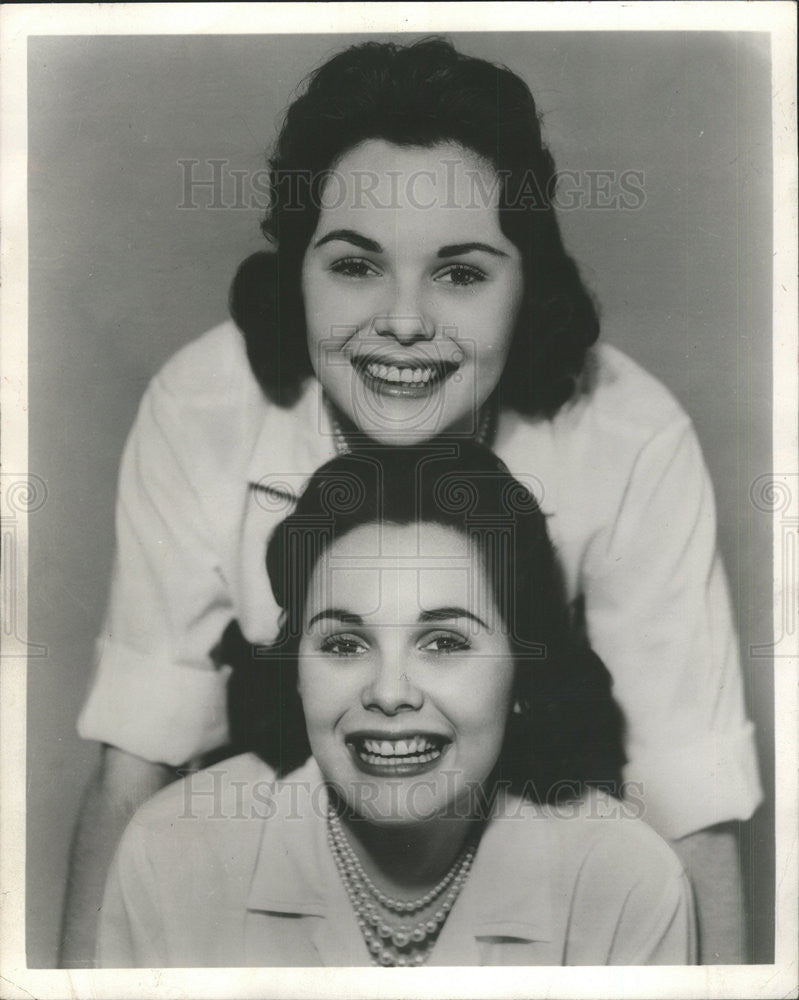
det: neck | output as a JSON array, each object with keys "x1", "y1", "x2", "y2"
[
  {"x1": 337, "y1": 807, "x2": 478, "y2": 898},
  {"x1": 326, "y1": 397, "x2": 497, "y2": 453}
]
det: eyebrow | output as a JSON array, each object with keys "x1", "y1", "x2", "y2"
[
  {"x1": 436, "y1": 242, "x2": 508, "y2": 259},
  {"x1": 306, "y1": 606, "x2": 490, "y2": 630},
  {"x1": 418, "y1": 607, "x2": 490, "y2": 629},
  {"x1": 312, "y1": 230, "x2": 508, "y2": 260},
  {"x1": 312, "y1": 229, "x2": 383, "y2": 253},
  {"x1": 306, "y1": 608, "x2": 365, "y2": 628}
]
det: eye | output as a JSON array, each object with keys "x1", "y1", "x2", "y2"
[
  {"x1": 319, "y1": 633, "x2": 368, "y2": 657},
  {"x1": 435, "y1": 264, "x2": 486, "y2": 287},
  {"x1": 419, "y1": 630, "x2": 471, "y2": 654},
  {"x1": 329, "y1": 257, "x2": 381, "y2": 279}
]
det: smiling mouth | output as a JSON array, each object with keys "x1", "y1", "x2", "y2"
[
  {"x1": 347, "y1": 734, "x2": 450, "y2": 775},
  {"x1": 352, "y1": 356, "x2": 459, "y2": 397}
]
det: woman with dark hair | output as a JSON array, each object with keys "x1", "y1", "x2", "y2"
[
  {"x1": 233, "y1": 38, "x2": 597, "y2": 417},
  {"x1": 67, "y1": 38, "x2": 759, "y2": 963},
  {"x1": 97, "y1": 446, "x2": 694, "y2": 967},
  {"x1": 231, "y1": 444, "x2": 627, "y2": 797}
]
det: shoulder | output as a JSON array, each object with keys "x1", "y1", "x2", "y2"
[
  {"x1": 128, "y1": 322, "x2": 320, "y2": 476},
  {"x1": 135, "y1": 752, "x2": 277, "y2": 822},
  {"x1": 496, "y1": 346, "x2": 704, "y2": 545},
  {"x1": 559, "y1": 343, "x2": 692, "y2": 447},
  {"x1": 500, "y1": 344, "x2": 690, "y2": 459},
  {"x1": 119, "y1": 753, "x2": 277, "y2": 865},
  {"x1": 579, "y1": 343, "x2": 689, "y2": 434},
  {"x1": 496, "y1": 789, "x2": 685, "y2": 888},
  {"x1": 146, "y1": 320, "x2": 264, "y2": 416},
  {"x1": 129, "y1": 322, "x2": 265, "y2": 455}
]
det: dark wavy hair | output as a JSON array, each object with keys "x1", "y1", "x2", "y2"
[
  {"x1": 226, "y1": 443, "x2": 624, "y2": 802},
  {"x1": 229, "y1": 37, "x2": 600, "y2": 417}
]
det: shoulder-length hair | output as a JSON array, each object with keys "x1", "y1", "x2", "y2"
[
  {"x1": 229, "y1": 37, "x2": 599, "y2": 418},
  {"x1": 226, "y1": 443, "x2": 624, "y2": 802}
]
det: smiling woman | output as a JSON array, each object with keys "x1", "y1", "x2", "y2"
[
  {"x1": 300, "y1": 141, "x2": 524, "y2": 443},
  {"x1": 96, "y1": 445, "x2": 695, "y2": 968},
  {"x1": 298, "y1": 519, "x2": 517, "y2": 828}
]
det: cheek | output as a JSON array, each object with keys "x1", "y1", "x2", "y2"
[
  {"x1": 450, "y1": 662, "x2": 515, "y2": 732},
  {"x1": 465, "y1": 298, "x2": 520, "y2": 363},
  {"x1": 300, "y1": 271, "x2": 323, "y2": 342},
  {"x1": 297, "y1": 659, "x2": 327, "y2": 720},
  {"x1": 298, "y1": 659, "x2": 357, "y2": 729},
  {"x1": 479, "y1": 667, "x2": 516, "y2": 732}
]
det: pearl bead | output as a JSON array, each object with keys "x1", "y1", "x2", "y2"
[{"x1": 327, "y1": 806, "x2": 477, "y2": 967}]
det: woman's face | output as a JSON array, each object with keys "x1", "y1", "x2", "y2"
[
  {"x1": 298, "y1": 521, "x2": 516, "y2": 825},
  {"x1": 301, "y1": 140, "x2": 524, "y2": 445}
]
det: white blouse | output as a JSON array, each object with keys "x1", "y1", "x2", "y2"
[
  {"x1": 97, "y1": 755, "x2": 696, "y2": 967},
  {"x1": 78, "y1": 320, "x2": 761, "y2": 839}
]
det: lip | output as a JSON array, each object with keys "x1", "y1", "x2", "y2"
[
  {"x1": 351, "y1": 354, "x2": 460, "y2": 399},
  {"x1": 345, "y1": 730, "x2": 452, "y2": 778}
]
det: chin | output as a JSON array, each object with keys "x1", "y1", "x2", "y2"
[{"x1": 359, "y1": 426, "x2": 441, "y2": 447}]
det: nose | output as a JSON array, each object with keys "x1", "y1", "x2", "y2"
[
  {"x1": 373, "y1": 281, "x2": 435, "y2": 345},
  {"x1": 361, "y1": 652, "x2": 424, "y2": 715}
]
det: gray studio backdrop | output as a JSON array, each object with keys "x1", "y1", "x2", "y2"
[{"x1": 26, "y1": 32, "x2": 774, "y2": 965}]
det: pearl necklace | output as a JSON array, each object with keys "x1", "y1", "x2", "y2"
[
  {"x1": 328, "y1": 398, "x2": 497, "y2": 457},
  {"x1": 327, "y1": 806, "x2": 476, "y2": 967}
]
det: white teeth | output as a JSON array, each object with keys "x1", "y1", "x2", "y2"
[
  {"x1": 359, "y1": 736, "x2": 437, "y2": 757},
  {"x1": 358, "y1": 748, "x2": 442, "y2": 766},
  {"x1": 362, "y1": 361, "x2": 439, "y2": 385}
]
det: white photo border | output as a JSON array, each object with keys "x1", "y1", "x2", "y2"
[{"x1": 1, "y1": 3, "x2": 796, "y2": 998}]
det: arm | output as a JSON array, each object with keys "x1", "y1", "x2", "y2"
[
  {"x1": 670, "y1": 823, "x2": 747, "y2": 964},
  {"x1": 59, "y1": 745, "x2": 177, "y2": 968},
  {"x1": 577, "y1": 408, "x2": 760, "y2": 962},
  {"x1": 582, "y1": 415, "x2": 762, "y2": 836},
  {"x1": 66, "y1": 352, "x2": 254, "y2": 961}
]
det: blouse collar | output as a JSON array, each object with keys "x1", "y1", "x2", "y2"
[{"x1": 246, "y1": 759, "x2": 555, "y2": 965}]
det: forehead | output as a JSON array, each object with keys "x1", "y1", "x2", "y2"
[
  {"x1": 318, "y1": 139, "x2": 504, "y2": 233},
  {"x1": 305, "y1": 522, "x2": 491, "y2": 620}
]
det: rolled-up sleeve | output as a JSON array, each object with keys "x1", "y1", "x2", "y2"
[
  {"x1": 78, "y1": 378, "x2": 234, "y2": 765},
  {"x1": 582, "y1": 417, "x2": 762, "y2": 839}
]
